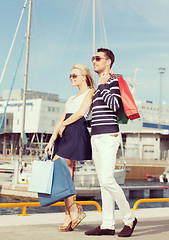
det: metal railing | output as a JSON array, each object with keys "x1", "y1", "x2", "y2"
[
  {"x1": 0, "y1": 200, "x2": 102, "y2": 216},
  {"x1": 133, "y1": 198, "x2": 169, "y2": 210}
]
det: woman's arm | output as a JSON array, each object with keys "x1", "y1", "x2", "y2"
[
  {"x1": 58, "y1": 89, "x2": 95, "y2": 137},
  {"x1": 45, "y1": 110, "x2": 66, "y2": 153}
]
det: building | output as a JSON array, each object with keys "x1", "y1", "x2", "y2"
[
  {"x1": 0, "y1": 89, "x2": 65, "y2": 155},
  {"x1": 120, "y1": 100, "x2": 169, "y2": 161},
  {"x1": 0, "y1": 89, "x2": 169, "y2": 162}
]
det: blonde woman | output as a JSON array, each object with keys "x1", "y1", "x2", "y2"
[{"x1": 45, "y1": 64, "x2": 95, "y2": 231}]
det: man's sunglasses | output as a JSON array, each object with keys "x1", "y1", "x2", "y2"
[
  {"x1": 69, "y1": 74, "x2": 84, "y2": 79},
  {"x1": 91, "y1": 56, "x2": 106, "y2": 62}
]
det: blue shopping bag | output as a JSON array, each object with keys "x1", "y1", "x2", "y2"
[
  {"x1": 28, "y1": 154, "x2": 54, "y2": 194},
  {"x1": 38, "y1": 158, "x2": 76, "y2": 207}
]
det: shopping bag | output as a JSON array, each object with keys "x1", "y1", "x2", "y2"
[
  {"x1": 38, "y1": 158, "x2": 76, "y2": 207},
  {"x1": 117, "y1": 102, "x2": 129, "y2": 124},
  {"x1": 28, "y1": 154, "x2": 54, "y2": 194},
  {"x1": 113, "y1": 74, "x2": 140, "y2": 121}
]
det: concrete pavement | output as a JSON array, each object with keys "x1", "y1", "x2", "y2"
[{"x1": 0, "y1": 208, "x2": 169, "y2": 240}]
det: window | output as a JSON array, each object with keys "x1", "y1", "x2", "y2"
[{"x1": 55, "y1": 107, "x2": 59, "y2": 113}]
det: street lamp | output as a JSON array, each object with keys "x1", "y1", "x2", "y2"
[{"x1": 158, "y1": 67, "x2": 165, "y2": 130}]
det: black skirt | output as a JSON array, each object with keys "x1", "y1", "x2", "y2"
[{"x1": 53, "y1": 114, "x2": 92, "y2": 161}]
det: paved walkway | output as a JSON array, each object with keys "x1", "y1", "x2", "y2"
[{"x1": 0, "y1": 208, "x2": 169, "y2": 240}]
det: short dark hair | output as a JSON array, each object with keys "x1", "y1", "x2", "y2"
[{"x1": 97, "y1": 48, "x2": 115, "y2": 68}]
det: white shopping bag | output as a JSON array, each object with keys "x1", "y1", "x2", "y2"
[{"x1": 28, "y1": 159, "x2": 54, "y2": 194}]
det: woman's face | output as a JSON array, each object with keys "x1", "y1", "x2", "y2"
[{"x1": 70, "y1": 69, "x2": 86, "y2": 87}]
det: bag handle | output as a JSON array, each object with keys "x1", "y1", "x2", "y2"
[{"x1": 41, "y1": 152, "x2": 52, "y2": 161}]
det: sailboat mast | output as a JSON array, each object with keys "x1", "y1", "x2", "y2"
[
  {"x1": 0, "y1": 0, "x2": 28, "y2": 87},
  {"x1": 93, "y1": 0, "x2": 96, "y2": 56},
  {"x1": 93, "y1": 0, "x2": 96, "y2": 80},
  {"x1": 20, "y1": 0, "x2": 33, "y2": 155}
]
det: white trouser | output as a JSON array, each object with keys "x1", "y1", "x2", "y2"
[{"x1": 91, "y1": 133, "x2": 135, "y2": 230}]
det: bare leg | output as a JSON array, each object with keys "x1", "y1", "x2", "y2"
[
  {"x1": 53, "y1": 155, "x2": 78, "y2": 227},
  {"x1": 54, "y1": 155, "x2": 85, "y2": 230},
  {"x1": 64, "y1": 159, "x2": 78, "y2": 223}
]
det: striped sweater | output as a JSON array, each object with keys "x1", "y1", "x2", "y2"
[{"x1": 91, "y1": 75, "x2": 122, "y2": 135}]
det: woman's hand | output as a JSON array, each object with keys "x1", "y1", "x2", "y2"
[
  {"x1": 45, "y1": 142, "x2": 53, "y2": 154},
  {"x1": 58, "y1": 123, "x2": 66, "y2": 137}
]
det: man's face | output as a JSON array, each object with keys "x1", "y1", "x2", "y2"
[{"x1": 92, "y1": 52, "x2": 109, "y2": 74}]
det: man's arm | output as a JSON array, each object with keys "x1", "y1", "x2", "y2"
[{"x1": 98, "y1": 77, "x2": 121, "y2": 112}]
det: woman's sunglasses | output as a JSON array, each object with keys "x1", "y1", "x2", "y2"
[
  {"x1": 69, "y1": 74, "x2": 84, "y2": 79},
  {"x1": 91, "y1": 56, "x2": 106, "y2": 62}
]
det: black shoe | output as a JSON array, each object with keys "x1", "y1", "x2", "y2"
[
  {"x1": 118, "y1": 218, "x2": 137, "y2": 237},
  {"x1": 85, "y1": 226, "x2": 115, "y2": 236}
]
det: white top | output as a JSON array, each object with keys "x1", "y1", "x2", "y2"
[{"x1": 65, "y1": 89, "x2": 90, "y2": 118}]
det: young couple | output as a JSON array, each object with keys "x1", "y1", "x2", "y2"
[{"x1": 45, "y1": 48, "x2": 137, "y2": 237}]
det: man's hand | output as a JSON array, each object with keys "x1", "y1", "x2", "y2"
[{"x1": 98, "y1": 73, "x2": 110, "y2": 85}]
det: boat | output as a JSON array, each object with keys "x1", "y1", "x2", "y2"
[
  {"x1": 1, "y1": 0, "x2": 168, "y2": 184},
  {"x1": 0, "y1": 163, "x2": 14, "y2": 174},
  {"x1": 159, "y1": 166, "x2": 169, "y2": 183},
  {"x1": 1, "y1": 0, "x2": 127, "y2": 188},
  {"x1": 6, "y1": 160, "x2": 126, "y2": 186},
  {"x1": 145, "y1": 174, "x2": 158, "y2": 182},
  {"x1": 74, "y1": 161, "x2": 126, "y2": 187},
  {"x1": 0, "y1": 163, "x2": 127, "y2": 189},
  {"x1": 0, "y1": 158, "x2": 126, "y2": 187},
  {"x1": 0, "y1": 163, "x2": 14, "y2": 184}
]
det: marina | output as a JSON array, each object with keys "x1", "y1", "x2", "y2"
[
  {"x1": 0, "y1": 1, "x2": 169, "y2": 239},
  {"x1": 0, "y1": 0, "x2": 169, "y2": 183},
  {"x1": 1, "y1": 183, "x2": 168, "y2": 203},
  {"x1": 75, "y1": 185, "x2": 169, "y2": 199},
  {"x1": 1, "y1": 178, "x2": 169, "y2": 215}
]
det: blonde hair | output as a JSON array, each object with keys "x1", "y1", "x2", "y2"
[{"x1": 71, "y1": 64, "x2": 94, "y2": 89}]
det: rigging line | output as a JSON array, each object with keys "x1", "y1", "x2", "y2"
[
  {"x1": 98, "y1": 0, "x2": 108, "y2": 48},
  {"x1": 0, "y1": 37, "x2": 26, "y2": 133},
  {"x1": 59, "y1": 0, "x2": 85, "y2": 54},
  {"x1": 97, "y1": 2, "x2": 105, "y2": 47},
  {"x1": 68, "y1": 0, "x2": 89, "y2": 64},
  {"x1": 50, "y1": 0, "x2": 85, "y2": 78},
  {"x1": 0, "y1": 0, "x2": 28, "y2": 86},
  {"x1": 88, "y1": 0, "x2": 95, "y2": 55},
  {"x1": 61, "y1": 0, "x2": 87, "y2": 73},
  {"x1": 31, "y1": 0, "x2": 38, "y2": 39},
  {"x1": 68, "y1": 0, "x2": 86, "y2": 59},
  {"x1": 88, "y1": 10, "x2": 94, "y2": 57}
]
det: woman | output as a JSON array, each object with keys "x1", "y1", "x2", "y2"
[{"x1": 45, "y1": 64, "x2": 95, "y2": 231}]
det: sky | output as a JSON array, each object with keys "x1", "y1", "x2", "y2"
[{"x1": 0, "y1": 0, "x2": 169, "y2": 105}]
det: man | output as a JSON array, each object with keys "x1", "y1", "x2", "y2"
[{"x1": 85, "y1": 48, "x2": 137, "y2": 237}]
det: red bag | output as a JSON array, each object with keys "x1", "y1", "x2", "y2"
[{"x1": 113, "y1": 74, "x2": 140, "y2": 120}]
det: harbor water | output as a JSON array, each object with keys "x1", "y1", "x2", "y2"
[{"x1": 0, "y1": 180, "x2": 169, "y2": 215}]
